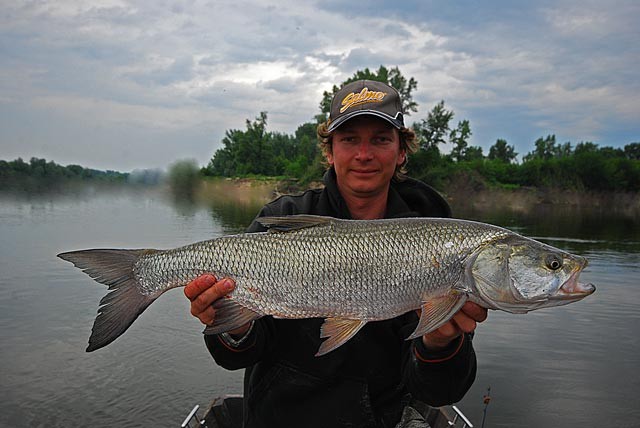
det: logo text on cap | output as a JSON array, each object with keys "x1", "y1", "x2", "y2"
[{"x1": 340, "y1": 87, "x2": 386, "y2": 113}]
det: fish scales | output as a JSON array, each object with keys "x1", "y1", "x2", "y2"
[
  {"x1": 137, "y1": 218, "x2": 508, "y2": 320},
  {"x1": 57, "y1": 215, "x2": 595, "y2": 354}
]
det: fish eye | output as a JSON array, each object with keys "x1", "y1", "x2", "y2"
[{"x1": 545, "y1": 254, "x2": 563, "y2": 270}]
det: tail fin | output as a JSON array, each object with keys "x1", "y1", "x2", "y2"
[{"x1": 57, "y1": 248, "x2": 160, "y2": 352}]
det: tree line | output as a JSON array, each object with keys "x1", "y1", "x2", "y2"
[
  {"x1": 203, "y1": 112, "x2": 323, "y2": 182},
  {"x1": 3, "y1": 66, "x2": 637, "y2": 194},
  {"x1": 203, "y1": 66, "x2": 639, "y2": 193},
  {"x1": 0, "y1": 157, "x2": 129, "y2": 191}
]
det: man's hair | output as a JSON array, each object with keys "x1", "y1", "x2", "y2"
[{"x1": 316, "y1": 120, "x2": 419, "y2": 181}]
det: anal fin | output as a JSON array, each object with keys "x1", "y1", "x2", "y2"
[
  {"x1": 316, "y1": 318, "x2": 367, "y2": 356},
  {"x1": 406, "y1": 293, "x2": 467, "y2": 340},
  {"x1": 203, "y1": 297, "x2": 262, "y2": 335}
]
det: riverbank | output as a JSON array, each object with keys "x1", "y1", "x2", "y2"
[
  {"x1": 196, "y1": 177, "x2": 640, "y2": 221},
  {"x1": 448, "y1": 186, "x2": 640, "y2": 219}
]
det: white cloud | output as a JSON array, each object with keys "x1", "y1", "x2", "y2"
[
  {"x1": 0, "y1": 0, "x2": 638, "y2": 170},
  {"x1": 30, "y1": 94, "x2": 203, "y2": 129}
]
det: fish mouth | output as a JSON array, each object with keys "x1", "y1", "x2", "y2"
[{"x1": 553, "y1": 268, "x2": 596, "y2": 300}]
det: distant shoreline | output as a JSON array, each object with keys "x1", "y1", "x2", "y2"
[
  {"x1": 2, "y1": 175, "x2": 636, "y2": 220},
  {"x1": 196, "y1": 176, "x2": 640, "y2": 220}
]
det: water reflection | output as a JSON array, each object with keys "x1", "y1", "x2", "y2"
[
  {"x1": 197, "y1": 179, "x2": 275, "y2": 233},
  {"x1": 207, "y1": 199, "x2": 264, "y2": 232},
  {"x1": 454, "y1": 203, "x2": 640, "y2": 248},
  {"x1": 168, "y1": 181, "x2": 271, "y2": 233},
  {"x1": 169, "y1": 193, "x2": 199, "y2": 217},
  {"x1": 165, "y1": 180, "x2": 271, "y2": 232}
]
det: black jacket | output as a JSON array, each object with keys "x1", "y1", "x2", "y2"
[{"x1": 205, "y1": 170, "x2": 476, "y2": 428}]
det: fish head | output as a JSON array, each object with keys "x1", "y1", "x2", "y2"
[{"x1": 469, "y1": 235, "x2": 596, "y2": 313}]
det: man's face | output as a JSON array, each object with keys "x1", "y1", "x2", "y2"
[{"x1": 327, "y1": 116, "x2": 405, "y2": 198}]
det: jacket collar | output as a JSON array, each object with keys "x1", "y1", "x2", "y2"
[
  {"x1": 322, "y1": 168, "x2": 352, "y2": 219},
  {"x1": 322, "y1": 168, "x2": 444, "y2": 220}
]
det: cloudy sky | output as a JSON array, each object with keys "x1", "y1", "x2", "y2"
[{"x1": 1, "y1": 0, "x2": 638, "y2": 171}]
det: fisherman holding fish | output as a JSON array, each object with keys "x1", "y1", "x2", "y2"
[
  {"x1": 59, "y1": 79, "x2": 594, "y2": 426},
  {"x1": 185, "y1": 80, "x2": 488, "y2": 428}
]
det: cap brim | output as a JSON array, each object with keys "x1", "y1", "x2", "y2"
[{"x1": 327, "y1": 110, "x2": 404, "y2": 132}]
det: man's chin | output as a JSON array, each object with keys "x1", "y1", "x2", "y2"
[{"x1": 348, "y1": 181, "x2": 388, "y2": 196}]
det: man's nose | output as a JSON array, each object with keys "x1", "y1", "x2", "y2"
[{"x1": 355, "y1": 141, "x2": 374, "y2": 160}]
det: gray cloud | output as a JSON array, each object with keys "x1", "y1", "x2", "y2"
[
  {"x1": 126, "y1": 56, "x2": 196, "y2": 86},
  {"x1": 0, "y1": 0, "x2": 637, "y2": 171}
]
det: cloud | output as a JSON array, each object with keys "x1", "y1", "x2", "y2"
[
  {"x1": 0, "y1": 0, "x2": 638, "y2": 171},
  {"x1": 126, "y1": 56, "x2": 196, "y2": 86}
]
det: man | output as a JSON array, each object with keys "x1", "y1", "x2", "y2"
[{"x1": 185, "y1": 80, "x2": 487, "y2": 427}]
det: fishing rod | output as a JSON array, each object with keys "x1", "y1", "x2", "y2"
[{"x1": 481, "y1": 386, "x2": 491, "y2": 428}]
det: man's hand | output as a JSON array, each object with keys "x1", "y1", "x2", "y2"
[
  {"x1": 420, "y1": 302, "x2": 488, "y2": 351},
  {"x1": 184, "y1": 274, "x2": 251, "y2": 336}
]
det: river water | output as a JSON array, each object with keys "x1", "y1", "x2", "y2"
[{"x1": 1, "y1": 186, "x2": 638, "y2": 427}]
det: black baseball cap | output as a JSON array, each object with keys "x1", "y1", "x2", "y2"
[{"x1": 327, "y1": 79, "x2": 405, "y2": 132}]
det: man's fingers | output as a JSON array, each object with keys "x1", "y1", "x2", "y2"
[
  {"x1": 184, "y1": 276, "x2": 236, "y2": 326},
  {"x1": 190, "y1": 278, "x2": 236, "y2": 314},
  {"x1": 461, "y1": 301, "x2": 488, "y2": 323},
  {"x1": 435, "y1": 320, "x2": 459, "y2": 338},
  {"x1": 451, "y1": 311, "x2": 477, "y2": 334},
  {"x1": 184, "y1": 274, "x2": 218, "y2": 301},
  {"x1": 449, "y1": 302, "x2": 488, "y2": 334},
  {"x1": 197, "y1": 306, "x2": 217, "y2": 326},
  {"x1": 421, "y1": 302, "x2": 489, "y2": 350}
]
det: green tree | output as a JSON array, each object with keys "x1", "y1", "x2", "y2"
[
  {"x1": 556, "y1": 142, "x2": 573, "y2": 158},
  {"x1": 0, "y1": 157, "x2": 129, "y2": 191},
  {"x1": 0, "y1": 160, "x2": 10, "y2": 180},
  {"x1": 387, "y1": 67, "x2": 418, "y2": 115},
  {"x1": 29, "y1": 157, "x2": 46, "y2": 177},
  {"x1": 598, "y1": 146, "x2": 625, "y2": 159},
  {"x1": 319, "y1": 65, "x2": 418, "y2": 115},
  {"x1": 67, "y1": 164, "x2": 84, "y2": 177},
  {"x1": 237, "y1": 112, "x2": 271, "y2": 175},
  {"x1": 206, "y1": 129, "x2": 241, "y2": 176},
  {"x1": 294, "y1": 122, "x2": 320, "y2": 161},
  {"x1": 574, "y1": 141, "x2": 598, "y2": 154},
  {"x1": 624, "y1": 142, "x2": 640, "y2": 160},
  {"x1": 523, "y1": 135, "x2": 557, "y2": 161},
  {"x1": 206, "y1": 112, "x2": 275, "y2": 177},
  {"x1": 206, "y1": 114, "x2": 324, "y2": 179},
  {"x1": 488, "y1": 139, "x2": 518, "y2": 163},
  {"x1": 463, "y1": 146, "x2": 484, "y2": 161},
  {"x1": 449, "y1": 120, "x2": 472, "y2": 162},
  {"x1": 413, "y1": 100, "x2": 454, "y2": 151}
]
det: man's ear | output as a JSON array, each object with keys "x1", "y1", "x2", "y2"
[
  {"x1": 397, "y1": 150, "x2": 406, "y2": 166},
  {"x1": 326, "y1": 152, "x2": 334, "y2": 166}
]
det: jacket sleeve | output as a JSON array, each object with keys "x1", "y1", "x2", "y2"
[
  {"x1": 401, "y1": 332, "x2": 477, "y2": 406},
  {"x1": 204, "y1": 317, "x2": 277, "y2": 370}
]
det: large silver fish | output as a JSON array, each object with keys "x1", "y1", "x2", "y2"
[{"x1": 58, "y1": 215, "x2": 595, "y2": 355}]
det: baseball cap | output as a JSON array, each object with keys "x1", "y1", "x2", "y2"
[{"x1": 327, "y1": 79, "x2": 405, "y2": 132}]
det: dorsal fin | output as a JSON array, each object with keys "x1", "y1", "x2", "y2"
[{"x1": 257, "y1": 215, "x2": 335, "y2": 232}]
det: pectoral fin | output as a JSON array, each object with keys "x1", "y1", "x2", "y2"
[
  {"x1": 203, "y1": 298, "x2": 262, "y2": 335},
  {"x1": 406, "y1": 293, "x2": 467, "y2": 340},
  {"x1": 316, "y1": 318, "x2": 367, "y2": 356}
]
